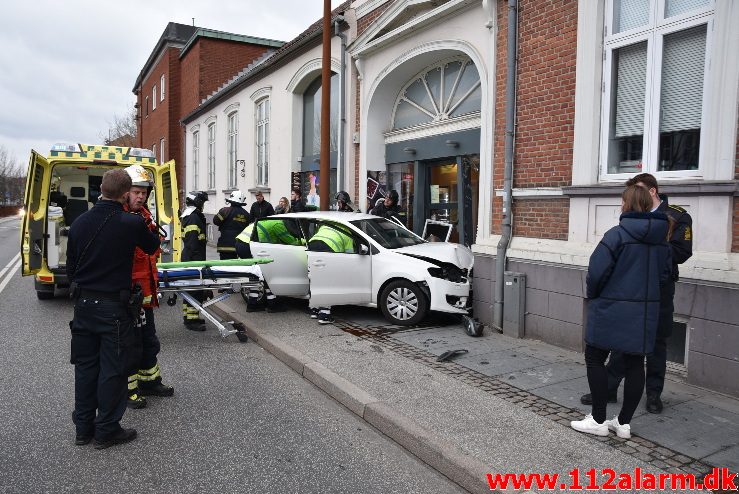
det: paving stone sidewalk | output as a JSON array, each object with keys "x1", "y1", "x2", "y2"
[{"x1": 336, "y1": 305, "x2": 739, "y2": 476}]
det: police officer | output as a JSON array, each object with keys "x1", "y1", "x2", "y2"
[
  {"x1": 369, "y1": 189, "x2": 402, "y2": 222},
  {"x1": 122, "y1": 165, "x2": 174, "y2": 409},
  {"x1": 181, "y1": 191, "x2": 209, "y2": 331},
  {"x1": 214, "y1": 190, "x2": 251, "y2": 260},
  {"x1": 307, "y1": 222, "x2": 355, "y2": 324},
  {"x1": 67, "y1": 169, "x2": 160, "y2": 449},
  {"x1": 581, "y1": 173, "x2": 692, "y2": 414},
  {"x1": 335, "y1": 191, "x2": 355, "y2": 212}
]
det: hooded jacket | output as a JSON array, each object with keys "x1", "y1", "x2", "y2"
[{"x1": 586, "y1": 211, "x2": 672, "y2": 355}]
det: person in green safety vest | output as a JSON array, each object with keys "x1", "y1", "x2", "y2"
[
  {"x1": 307, "y1": 223, "x2": 356, "y2": 324},
  {"x1": 235, "y1": 222, "x2": 285, "y2": 313},
  {"x1": 256, "y1": 218, "x2": 303, "y2": 246}
]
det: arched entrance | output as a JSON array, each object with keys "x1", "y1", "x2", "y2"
[{"x1": 366, "y1": 54, "x2": 482, "y2": 245}]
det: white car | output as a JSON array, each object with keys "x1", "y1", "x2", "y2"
[{"x1": 249, "y1": 212, "x2": 474, "y2": 325}]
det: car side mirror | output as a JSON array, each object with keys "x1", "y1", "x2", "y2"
[{"x1": 359, "y1": 244, "x2": 370, "y2": 255}]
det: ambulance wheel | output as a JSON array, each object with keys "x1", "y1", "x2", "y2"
[
  {"x1": 36, "y1": 290, "x2": 54, "y2": 300},
  {"x1": 380, "y1": 280, "x2": 428, "y2": 326}
]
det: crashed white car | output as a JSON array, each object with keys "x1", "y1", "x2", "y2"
[{"x1": 249, "y1": 212, "x2": 474, "y2": 325}]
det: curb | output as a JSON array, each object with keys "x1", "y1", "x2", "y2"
[{"x1": 213, "y1": 303, "x2": 499, "y2": 494}]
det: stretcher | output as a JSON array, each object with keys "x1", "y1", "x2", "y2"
[{"x1": 156, "y1": 258, "x2": 272, "y2": 342}]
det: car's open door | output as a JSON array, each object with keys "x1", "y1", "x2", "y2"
[
  {"x1": 21, "y1": 151, "x2": 50, "y2": 276},
  {"x1": 153, "y1": 159, "x2": 181, "y2": 263},
  {"x1": 306, "y1": 221, "x2": 373, "y2": 307},
  {"x1": 250, "y1": 217, "x2": 310, "y2": 297}
]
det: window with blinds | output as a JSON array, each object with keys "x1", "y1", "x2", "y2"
[{"x1": 602, "y1": 0, "x2": 712, "y2": 177}]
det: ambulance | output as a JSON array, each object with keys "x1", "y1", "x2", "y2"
[{"x1": 20, "y1": 143, "x2": 181, "y2": 299}]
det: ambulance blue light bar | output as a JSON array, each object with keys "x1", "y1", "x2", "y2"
[
  {"x1": 50, "y1": 143, "x2": 79, "y2": 153},
  {"x1": 127, "y1": 147, "x2": 156, "y2": 159}
]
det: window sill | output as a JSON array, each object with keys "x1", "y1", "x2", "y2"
[
  {"x1": 206, "y1": 189, "x2": 217, "y2": 195},
  {"x1": 563, "y1": 181, "x2": 738, "y2": 197},
  {"x1": 222, "y1": 188, "x2": 237, "y2": 194},
  {"x1": 248, "y1": 187, "x2": 271, "y2": 194}
]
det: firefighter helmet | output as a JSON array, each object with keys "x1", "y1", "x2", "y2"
[
  {"x1": 226, "y1": 190, "x2": 246, "y2": 206},
  {"x1": 186, "y1": 191, "x2": 209, "y2": 209},
  {"x1": 124, "y1": 164, "x2": 154, "y2": 188}
]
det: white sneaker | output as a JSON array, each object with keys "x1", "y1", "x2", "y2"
[
  {"x1": 570, "y1": 414, "x2": 609, "y2": 437},
  {"x1": 605, "y1": 416, "x2": 631, "y2": 439}
]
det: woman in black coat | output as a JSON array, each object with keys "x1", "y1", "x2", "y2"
[{"x1": 571, "y1": 185, "x2": 672, "y2": 439}]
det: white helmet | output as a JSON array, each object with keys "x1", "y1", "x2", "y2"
[
  {"x1": 124, "y1": 164, "x2": 154, "y2": 188},
  {"x1": 226, "y1": 189, "x2": 246, "y2": 206}
]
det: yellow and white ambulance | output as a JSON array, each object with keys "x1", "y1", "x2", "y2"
[{"x1": 20, "y1": 143, "x2": 181, "y2": 299}]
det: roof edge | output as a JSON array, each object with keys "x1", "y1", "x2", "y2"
[{"x1": 179, "y1": 28, "x2": 285, "y2": 59}]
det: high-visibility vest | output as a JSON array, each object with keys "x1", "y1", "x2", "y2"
[
  {"x1": 309, "y1": 225, "x2": 354, "y2": 253},
  {"x1": 124, "y1": 205, "x2": 161, "y2": 307},
  {"x1": 256, "y1": 219, "x2": 302, "y2": 246},
  {"x1": 236, "y1": 223, "x2": 254, "y2": 244}
]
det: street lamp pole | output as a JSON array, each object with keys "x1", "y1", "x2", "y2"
[{"x1": 319, "y1": 0, "x2": 331, "y2": 211}]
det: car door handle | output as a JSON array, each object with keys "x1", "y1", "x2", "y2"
[
  {"x1": 312, "y1": 261, "x2": 325, "y2": 267},
  {"x1": 255, "y1": 251, "x2": 269, "y2": 256}
]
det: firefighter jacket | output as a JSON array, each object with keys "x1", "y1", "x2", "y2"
[
  {"x1": 657, "y1": 194, "x2": 693, "y2": 281},
  {"x1": 214, "y1": 205, "x2": 250, "y2": 253},
  {"x1": 124, "y1": 204, "x2": 161, "y2": 307},
  {"x1": 181, "y1": 206, "x2": 207, "y2": 261}
]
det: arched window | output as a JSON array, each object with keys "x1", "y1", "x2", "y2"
[
  {"x1": 392, "y1": 58, "x2": 481, "y2": 130},
  {"x1": 255, "y1": 98, "x2": 269, "y2": 186},
  {"x1": 226, "y1": 111, "x2": 238, "y2": 188},
  {"x1": 302, "y1": 73, "x2": 339, "y2": 159}
]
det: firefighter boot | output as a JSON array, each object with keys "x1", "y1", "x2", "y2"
[
  {"x1": 127, "y1": 375, "x2": 147, "y2": 409},
  {"x1": 138, "y1": 363, "x2": 174, "y2": 397}
]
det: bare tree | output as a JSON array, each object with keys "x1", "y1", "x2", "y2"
[
  {"x1": 0, "y1": 145, "x2": 25, "y2": 207},
  {"x1": 99, "y1": 103, "x2": 137, "y2": 147}
]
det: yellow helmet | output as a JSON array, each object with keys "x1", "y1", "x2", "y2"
[{"x1": 124, "y1": 164, "x2": 154, "y2": 188}]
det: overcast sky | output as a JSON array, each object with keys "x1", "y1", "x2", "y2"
[{"x1": 0, "y1": 0, "x2": 344, "y2": 166}]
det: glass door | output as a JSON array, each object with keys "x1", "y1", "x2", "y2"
[{"x1": 427, "y1": 161, "x2": 459, "y2": 243}]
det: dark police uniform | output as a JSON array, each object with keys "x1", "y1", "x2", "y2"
[
  {"x1": 67, "y1": 199, "x2": 159, "y2": 443},
  {"x1": 605, "y1": 194, "x2": 693, "y2": 401},
  {"x1": 213, "y1": 205, "x2": 250, "y2": 260}
]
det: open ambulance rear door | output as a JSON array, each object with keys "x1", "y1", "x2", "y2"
[
  {"x1": 21, "y1": 151, "x2": 50, "y2": 276},
  {"x1": 153, "y1": 159, "x2": 181, "y2": 263}
]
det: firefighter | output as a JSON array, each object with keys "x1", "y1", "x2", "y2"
[
  {"x1": 122, "y1": 165, "x2": 175, "y2": 409},
  {"x1": 307, "y1": 222, "x2": 355, "y2": 324},
  {"x1": 214, "y1": 190, "x2": 250, "y2": 260},
  {"x1": 369, "y1": 189, "x2": 402, "y2": 221},
  {"x1": 181, "y1": 191, "x2": 209, "y2": 331}
]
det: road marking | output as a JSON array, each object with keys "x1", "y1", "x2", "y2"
[
  {"x1": 0, "y1": 257, "x2": 21, "y2": 296},
  {"x1": 0, "y1": 252, "x2": 21, "y2": 280}
]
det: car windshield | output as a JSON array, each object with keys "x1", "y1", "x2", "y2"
[{"x1": 350, "y1": 218, "x2": 425, "y2": 249}]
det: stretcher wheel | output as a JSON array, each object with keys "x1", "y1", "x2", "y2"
[
  {"x1": 236, "y1": 332, "x2": 249, "y2": 343},
  {"x1": 233, "y1": 322, "x2": 248, "y2": 344},
  {"x1": 166, "y1": 294, "x2": 178, "y2": 306}
]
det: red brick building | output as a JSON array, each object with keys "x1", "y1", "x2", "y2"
[{"x1": 133, "y1": 23, "x2": 283, "y2": 196}]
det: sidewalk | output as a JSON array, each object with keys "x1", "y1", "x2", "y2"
[{"x1": 213, "y1": 293, "x2": 738, "y2": 493}]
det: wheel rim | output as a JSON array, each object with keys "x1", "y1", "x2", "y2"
[{"x1": 386, "y1": 287, "x2": 419, "y2": 321}]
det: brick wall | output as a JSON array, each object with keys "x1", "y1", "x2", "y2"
[
  {"x1": 199, "y1": 40, "x2": 270, "y2": 108},
  {"x1": 734, "y1": 108, "x2": 739, "y2": 252},
  {"x1": 354, "y1": 71, "x2": 361, "y2": 201},
  {"x1": 357, "y1": 2, "x2": 393, "y2": 36},
  {"x1": 139, "y1": 48, "x2": 176, "y2": 165},
  {"x1": 491, "y1": 0, "x2": 578, "y2": 238},
  {"x1": 180, "y1": 43, "x2": 202, "y2": 120},
  {"x1": 513, "y1": 198, "x2": 569, "y2": 240}
]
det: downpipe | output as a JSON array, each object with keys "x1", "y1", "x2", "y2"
[{"x1": 493, "y1": 0, "x2": 518, "y2": 331}]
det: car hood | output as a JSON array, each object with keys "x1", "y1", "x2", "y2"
[{"x1": 394, "y1": 242, "x2": 474, "y2": 270}]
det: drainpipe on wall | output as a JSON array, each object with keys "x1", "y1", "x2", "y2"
[
  {"x1": 493, "y1": 0, "x2": 518, "y2": 331},
  {"x1": 335, "y1": 17, "x2": 347, "y2": 193}
]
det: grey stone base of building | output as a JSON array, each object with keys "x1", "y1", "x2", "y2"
[{"x1": 472, "y1": 253, "x2": 739, "y2": 398}]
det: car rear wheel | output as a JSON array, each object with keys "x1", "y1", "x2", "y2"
[{"x1": 380, "y1": 280, "x2": 428, "y2": 326}]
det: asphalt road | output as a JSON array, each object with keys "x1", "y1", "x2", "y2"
[{"x1": 0, "y1": 216, "x2": 464, "y2": 494}]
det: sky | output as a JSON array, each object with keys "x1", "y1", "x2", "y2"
[{"x1": 0, "y1": 0, "x2": 345, "y2": 167}]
